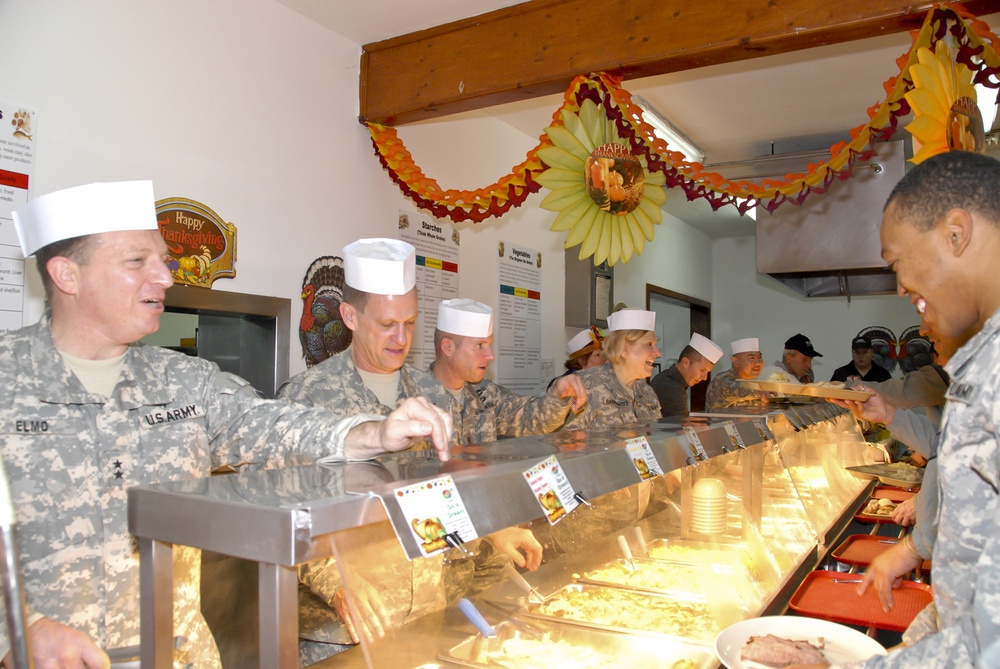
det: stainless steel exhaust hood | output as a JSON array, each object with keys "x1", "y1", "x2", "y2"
[{"x1": 754, "y1": 140, "x2": 905, "y2": 298}]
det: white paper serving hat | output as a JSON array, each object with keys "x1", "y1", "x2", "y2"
[
  {"x1": 342, "y1": 238, "x2": 416, "y2": 295},
  {"x1": 437, "y1": 298, "x2": 493, "y2": 338},
  {"x1": 566, "y1": 329, "x2": 598, "y2": 356},
  {"x1": 12, "y1": 181, "x2": 158, "y2": 257},
  {"x1": 689, "y1": 333, "x2": 724, "y2": 363},
  {"x1": 731, "y1": 337, "x2": 761, "y2": 355},
  {"x1": 607, "y1": 308, "x2": 655, "y2": 332}
]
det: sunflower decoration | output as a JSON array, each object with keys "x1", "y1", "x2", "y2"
[
  {"x1": 535, "y1": 99, "x2": 666, "y2": 266},
  {"x1": 905, "y1": 40, "x2": 985, "y2": 164}
]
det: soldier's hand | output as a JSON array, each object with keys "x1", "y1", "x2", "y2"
[
  {"x1": 858, "y1": 540, "x2": 921, "y2": 612},
  {"x1": 828, "y1": 387, "x2": 893, "y2": 424},
  {"x1": 553, "y1": 374, "x2": 587, "y2": 412},
  {"x1": 488, "y1": 527, "x2": 543, "y2": 571},
  {"x1": 379, "y1": 397, "x2": 453, "y2": 461},
  {"x1": 332, "y1": 578, "x2": 390, "y2": 645},
  {"x1": 2, "y1": 617, "x2": 109, "y2": 669},
  {"x1": 891, "y1": 497, "x2": 917, "y2": 527}
]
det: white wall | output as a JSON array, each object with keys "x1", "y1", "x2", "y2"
[
  {"x1": 710, "y1": 236, "x2": 921, "y2": 379},
  {"x1": 1, "y1": 0, "x2": 922, "y2": 386},
  {"x1": 0, "y1": 0, "x2": 566, "y2": 378}
]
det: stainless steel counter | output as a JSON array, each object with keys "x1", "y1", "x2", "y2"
[{"x1": 128, "y1": 403, "x2": 863, "y2": 668}]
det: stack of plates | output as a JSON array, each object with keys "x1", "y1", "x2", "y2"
[{"x1": 691, "y1": 477, "x2": 727, "y2": 534}]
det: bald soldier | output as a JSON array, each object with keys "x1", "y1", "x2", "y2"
[
  {"x1": 0, "y1": 184, "x2": 451, "y2": 667},
  {"x1": 649, "y1": 332, "x2": 724, "y2": 417},
  {"x1": 431, "y1": 298, "x2": 586, "y2": 444},
  {"x1": 705, "y1": 338, "x2": 768, "y2": 411}
]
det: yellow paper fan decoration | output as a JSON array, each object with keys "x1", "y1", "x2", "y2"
[
  {"x1": 905, "y1": 41, "x2": 982, "y2": 164},
  {"x1": 536, "y1": 99, "x2": 666, "y2": 266}
]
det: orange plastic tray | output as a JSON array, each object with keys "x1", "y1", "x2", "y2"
[
  {"x1": 789, "y1": 570, "x2": 933, "y2": 632},
  {"x1": 830, "y1": 534, "x2": 932, "y2": 571},
  {"x1": 872, "y1": 486, "x2": 917, "y2": 503}
]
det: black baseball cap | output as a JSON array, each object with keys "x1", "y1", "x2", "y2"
[
  {"x1": 785, "y1": 333, "x2": 822, "y2": 358},
  {"x1": 852, "y1": 335, "x2": 873, "y2": 350}
]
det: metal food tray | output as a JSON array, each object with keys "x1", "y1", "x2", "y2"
[
  {"x1": 740, "y1": 380, "x2": 874, "y2": 401},
  {"x1": 644, "y1": 538, "x2": 746, "y2": 570},
  {"x1": 846, "y1": 464, "x2": 924, "y2": 490},
  {"x1": 519, "y1": 583, "x2": 725, "y2": 645},
  {"x1": 576, "y1": 557, "x2": 706, "y2": 599},
  {"x1": 440, "y1": 619, "x2": 716, "y2": 669}
]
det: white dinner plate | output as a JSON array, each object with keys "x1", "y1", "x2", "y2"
[{"x1": 715, "y1": 616, "x2": 887, "y2": 669}]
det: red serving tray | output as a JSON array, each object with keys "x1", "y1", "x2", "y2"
[
  {"x1": 789, "y1": 570, "x2": 933, "y2": 632},
  {"x1": 830, "y1": 534, "x2": 932, "y2": 571},
  {"x1": 872, "y1": 486, "x2": 917, "y2": 503}
]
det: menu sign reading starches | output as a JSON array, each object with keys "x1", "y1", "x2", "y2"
[{"x1": 155, "y1": 197, "x2": 237, "y2": 287}]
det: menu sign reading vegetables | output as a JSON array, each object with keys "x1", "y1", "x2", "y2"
[{"x1": 155, "y1": 197, "x2": 237, "y2": 287}]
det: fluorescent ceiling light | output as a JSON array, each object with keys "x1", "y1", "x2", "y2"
[{"x1": 631, "y1": 95, "x2": 706, "y2": 164}]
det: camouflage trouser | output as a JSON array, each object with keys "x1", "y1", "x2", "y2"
[{"x1": 298, "y1": 639, "x2": 352, "y2": 666}]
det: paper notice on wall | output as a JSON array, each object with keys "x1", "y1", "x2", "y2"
[
  {"x1": 0, "y1": 101, "x2": 36, "y2": 334},
  {"x1": 497, "y1": 241, "x2": 542, "y2": 394},
  {"x1": 398, "y1": 210, "x2": 460, "y2": 370}
]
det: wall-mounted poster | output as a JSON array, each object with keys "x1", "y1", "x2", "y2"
[
  {"x1": 0, "y1": 100, "x2": 36, "y2": 334},
  {"x1": 398, "y1": 209, "x2": 460, "y2": 370},
  {"x1": 497, "y1": 241, "x2": 542, "y2": 394},
  {"x1": 155, "y1": 198, "x2": 237, "y2": 287}
]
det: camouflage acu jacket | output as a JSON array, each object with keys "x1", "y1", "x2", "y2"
[
  {"x1": 561, "y1": 363, "x2": 660, "y2": 431},
  {"x1": 705, "y1": 369, "x2": 766, "y2": 411},
  {"x1": 450, "y1": 375, "x2": 572, "y2": 445},
  {"x1": 0, "y1": 316, "x2": 351, "y2": 664},
  {"x1": 278, "y1": 346, "x2": 453, "y2": 419},
  {"x1": 849, "y1": 308, "x2": 1000, "y2": 668}
]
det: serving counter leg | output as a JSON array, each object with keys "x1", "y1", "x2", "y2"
[
  {"x1": 139, "y1": 537, "x2": 174, "y2": 669},
  {"x1": 258, "y1": 562, "x2": 299, "y2": 668}
]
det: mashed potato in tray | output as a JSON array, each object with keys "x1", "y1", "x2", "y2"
[
  {"x1": 881, "y1": 462, "x2": 923, "y2": 482},
  {"x1": 490, "y1": 638, "x2": 697, "y2": 669},
  {"x1": 534, "y1": 587, "x2": 716, "y2": 640},
  {"x1": 581, "y1": 560, "x2": 701, "y2": 594}
]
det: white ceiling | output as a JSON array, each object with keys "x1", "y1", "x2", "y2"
[{"x1": 276, "y1": 0, "x2": 1000, "y2": 238}]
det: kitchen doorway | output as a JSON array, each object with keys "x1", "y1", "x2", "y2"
[{"x1": 646, "y1": 285, "x2": 712, "y2": 412}]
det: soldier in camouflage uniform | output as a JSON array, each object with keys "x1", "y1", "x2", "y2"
[
  {"x1": 823, "y1": 152, "x2": 1000, "y2": 669},
  {"x1": 430, "y1": 298, "x2": 586, "y2": 444},
  {"x1": 705, "y1": 338, "x2": 768, "y2": 411},
  {"x1": 0, "y1": 184, "x2": 452, "y2": 667},
  {"x1": 278, "y1": 246, "x2": 540, "y2": 665},
  {"x1": 561, "y1": 309, "x2": 662, "y2": 431}
]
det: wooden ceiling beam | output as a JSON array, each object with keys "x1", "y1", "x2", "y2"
[{"x1": 360, "y1": 0, "x2": 997, "y2": 126}]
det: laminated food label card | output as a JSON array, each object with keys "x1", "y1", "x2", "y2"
[
  {"x1": 393, "y1": 475, "x2": 478, "y2": 558},
  {"x1": 752, "y1": 418, "x2": 775, "y2": 443},
  {"x1": 523, "y1": 455, "x2": 579, "y2": 525},
  {"x1": 625, "y1": 436, "x2": 663, "y2": 479},
  {"x1": 682, "y1": 425, "x2": 708, "y2": 460},
  {"x1": 723, "y1": 422, "x2": 746, "y2": 450}
]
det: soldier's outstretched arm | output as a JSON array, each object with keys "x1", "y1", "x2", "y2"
[{"x1": 343, "y1": 397, "x2": 453, "y2": 461}]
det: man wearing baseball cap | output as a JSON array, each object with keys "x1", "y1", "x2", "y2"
[
  {"x1": 830, "y1": 334, "x2": 893, "y2": 383},
  {"x1": 776, "y1": 333, "x2": 823, "y2": 383},
  {"x1": 649, "y1": 332, "x2": 723, "y2": 417},
  {"x1": 432, "y1": 298, "x2": 586, "y2": 444},
  {"x1": 1, "y1": 187, "x2": 451, "y2": 667}
]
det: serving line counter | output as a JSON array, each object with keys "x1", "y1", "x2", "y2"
[{"x1": 127, "y1": 402, "x2": 873, "y2": 668}]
